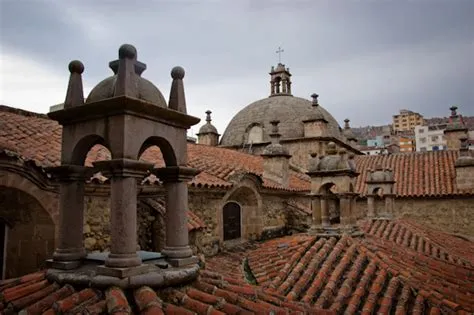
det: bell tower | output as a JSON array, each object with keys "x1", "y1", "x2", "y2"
[{"x1": 269, "y1": 47, "x2": 292, "y2": 96}]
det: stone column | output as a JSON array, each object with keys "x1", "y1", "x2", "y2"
[
  {"x1": 367, "y1": 194, "x2": 375, "y2": 218},
  {"x1": 48, "y1": 165, "x2": 92, "y2": 267},
  {"x1": 94, "y1": 159, "x2": 153, "y2": 269},
  {"x1": 154, "y1": 166, "x2": 200, "y2": 266},
  {"x1": 384, "y1": 193, "x2": 396, "y2": 218},
  {"x1": 321, "y1": 196, "x2": 330, "y2": 226},
  {"x1": 311, "y1": 194, "x2": 322, "y2": 227},
  {"x1": 339, "y1": 194, "x2": 351, "y2": 226}
]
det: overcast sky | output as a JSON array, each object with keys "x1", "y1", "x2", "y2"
[{"x1": 1, "y1": 0, "x2": 473, "y2": 136}]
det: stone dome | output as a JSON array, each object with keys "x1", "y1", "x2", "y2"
[
  {"x1": 86, "y1": 76, "x2": 167, "y2": 107},
  {"x1": 85, "y1": 44, "x2": 167, "y2": 107},
  {"x1": 367, "y1": 164, "x2": 394, "y2": 182},
  {"x1": 308, "y1": 143, "x2": 356, "y2": 173},
  {"x1": 198, "y1": 123, "x2": 218, "y2": 134},
  {"x1": 220, "y1": 95, "x2": 343, "y2": 146}
]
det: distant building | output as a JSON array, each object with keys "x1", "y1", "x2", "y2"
[
  {"x1": 415, "y1": 124, "x2": 447, "y2": 152},
  {"x1": 392, "y1": 109, "x2": 424, "y2": 133},
  {"x1": 399, "y1": 136, "x2": 415, "y2": 152}
]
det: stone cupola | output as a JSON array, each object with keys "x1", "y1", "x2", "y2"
[
  {"x1": 306, "y1": 142, "x2": 362, "y2": 237},
  {"x1": 197, "y1": 110, "x2": 219, "y2": 146},
  {"x1": 343, "y1": 118, "x2": 358, "y2": 148},
  {"x1": 444, "y1": 106, "x2": 468, "y2": 150},
  {"x1": 269, "y1": 63, "x2": 292, "y2": 96},
  {"x1": 45, "y1": 44, "x2": 201, "y2": 288},
  {"x1": 303, "y1": 93, "x2": 329, "y2": 138},
  {"x1": 261, "y1": 120, "x2": 291, "y2": 187},
  {"x1": 455, "y1": 136, "x2": 474, "y2": 190},
  {"x1": 365, "y1": 164, "x2": 396, "y2": 219}
]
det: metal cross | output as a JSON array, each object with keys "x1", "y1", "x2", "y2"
[{"x1": 276, "y1": 46, "x2": 284, "y2": 63}]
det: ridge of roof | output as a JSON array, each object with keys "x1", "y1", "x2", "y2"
[{"x1": 0, "y1": 105, "x2": 49, "y2": 119}]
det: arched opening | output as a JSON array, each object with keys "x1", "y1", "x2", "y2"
[
  {"x1": 274, "y1": 76, "x2": 282, "y2": 94},
  {"x1": 72, "y1": 134, "x2": 109, "y2": 165},
  {"x1": 246, "y1": 124, "x2": 264, "y2": 144},
  {"x1": 319, "y1": 183, "x2": 340, "y2": 225},
  {"x1": 0, "y1": 187, "x2": 55, "y2": 278},
  {"x1": 223, "y1": 202, "x2": 241, "y2": 241},
  {"x1": 222, "y1": 185, "x2": 262, "y2": 242},
  {"x1": 138, "y1": 136, "x2": 177, "y2": 167}
]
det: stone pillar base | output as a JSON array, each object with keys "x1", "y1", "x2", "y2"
[
  {"x1": 96, "y1": 264, "x2": 154, "y2": 279},
  {"x1": 167, "y1": 256, "x2": 199, "y2": 267},
  {"x1": 46, "y1": 259, "x2": 82, "y2": 270},
  {"x1": 105, "y1": 253, "x2": 142, "y2": 268},
  {"x1": 53, "y1": 247, "x2": 86, "y2": 262},
  {"x1": 162, "y1": 245, "x2": 193, "y2": 259}
]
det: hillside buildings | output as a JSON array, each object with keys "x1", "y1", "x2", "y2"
[{"x1": 392, "y1": 109, "x2": 424, "y2": 133}]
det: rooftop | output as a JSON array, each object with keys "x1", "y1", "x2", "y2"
[
  {"x1": 1, "y1": 104, "x2": 474, "y2": 197},
  {"x1": 1, "y1": 219, "x2": 472, "y2": 314}
]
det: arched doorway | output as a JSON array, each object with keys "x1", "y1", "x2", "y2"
[
  {"x1": 223, "y1": 202, "x2": 241, "y2": 241},
  {"x1": 0, "y1": 187, "x2": 55, "y2": 278}
]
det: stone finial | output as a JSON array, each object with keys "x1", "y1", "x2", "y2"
[
  {"x1": 64, "y1": 60, "x2": 85, "y2": 109},
  {"x1": 269, "y1": 120, "x2": 281, "y2": 144},
  {"x1": 344, "y1": 118, "x2": 350, "y2": 129},
  {"x1": 450, "y1": 106, "x2": 458, "y2": 117},
  {"x1": 168, "y1": 66, "x2": 187, "y2": 113},
  {"x1": 113, "y1": 44, "x2": 140, "y2": 99},
  {"x1": 326, "y1": 142, "x2": 337, "y2": 155},
  {"x1": 311, "y1": 93, "x2": 319, "y2": 106},
  {"x1": 205, "y1": 110, "x2": 212, "y2": 123}
]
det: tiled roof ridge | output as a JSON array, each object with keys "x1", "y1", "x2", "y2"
[
  {"x1": 0, "y1": 268, "x2": 335, "y2": 314},
  {"x1": 0, "y1": 105, "x2": 49, "y2": 119}
]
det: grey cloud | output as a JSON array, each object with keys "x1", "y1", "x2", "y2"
[{"x1": 1, "y1": 0, "x2": 473, "y2": 134}]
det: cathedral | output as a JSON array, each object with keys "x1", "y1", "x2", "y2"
[
  {"x1": 197, "y1": 62, "x2": 361, "y2": 170},
  {"x1": 0, "y1": 44, "x2": 473, "y2": 313}
]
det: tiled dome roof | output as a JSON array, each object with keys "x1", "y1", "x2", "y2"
[{"x1": 220, "y1": 95, "x2": 343, "y2": 146}]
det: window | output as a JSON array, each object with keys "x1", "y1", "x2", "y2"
[
  {"x1": 431, "y1": 136, "x2": 439, "y2": 142},
  {"x1": 419, "y1": 129, "x2": 425, "y2": 133},
  {"x1": 420, "y1": 147, "x2": 427, "y2": 152},
  {"x1": 247, "y1": 125, "x2": 264, "y2": 144},
  {"x1": 420, "y1": 137, "x2": 426, "y2": 143}
]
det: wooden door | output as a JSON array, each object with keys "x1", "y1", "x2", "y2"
[{"x1": 223, "y1": 202, "x2": 241, "y2": 241}]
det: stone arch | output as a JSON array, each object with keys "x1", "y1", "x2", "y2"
[
  {"x1": 0, "y1": 171, "x2": 58, "y2": 228},
  {"x1": 0, "y1": 186, "x2": 55, "y2": 278},
  {"x1": 220, "y1": 181, "x2": 263, "y2": 242},
  {"x1": 138, "y1": 136, "x2": 177, "y2": 167},
  {"x1": 71, "y1": 134, "x2": 109, "y2": 165}
]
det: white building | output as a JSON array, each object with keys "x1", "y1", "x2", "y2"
[{"x1": 415, "y1": 124, "x2": 447, "y2": 152}]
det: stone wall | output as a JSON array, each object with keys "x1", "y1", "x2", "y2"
[
  {"x1": 353, "y1": 197, "x2": 474, "y2": 237},
  {"x1": 83, "y1": 196, "x2": 162, "y2": 252}
]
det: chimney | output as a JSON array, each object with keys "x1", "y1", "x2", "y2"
[
  {"x1": 455, "y1": 136, "x2": 474, "y2": 190},
  {"x1": 261, "y1": 120, "x2": 291, "y2": 187}
]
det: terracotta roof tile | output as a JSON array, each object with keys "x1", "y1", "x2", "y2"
[
  {"x1": 354, "y1": 151, "x2": 474, "y2": 197},
  {"x1": 230, "y1": 220, "x2": 473, "y2": 313}
]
